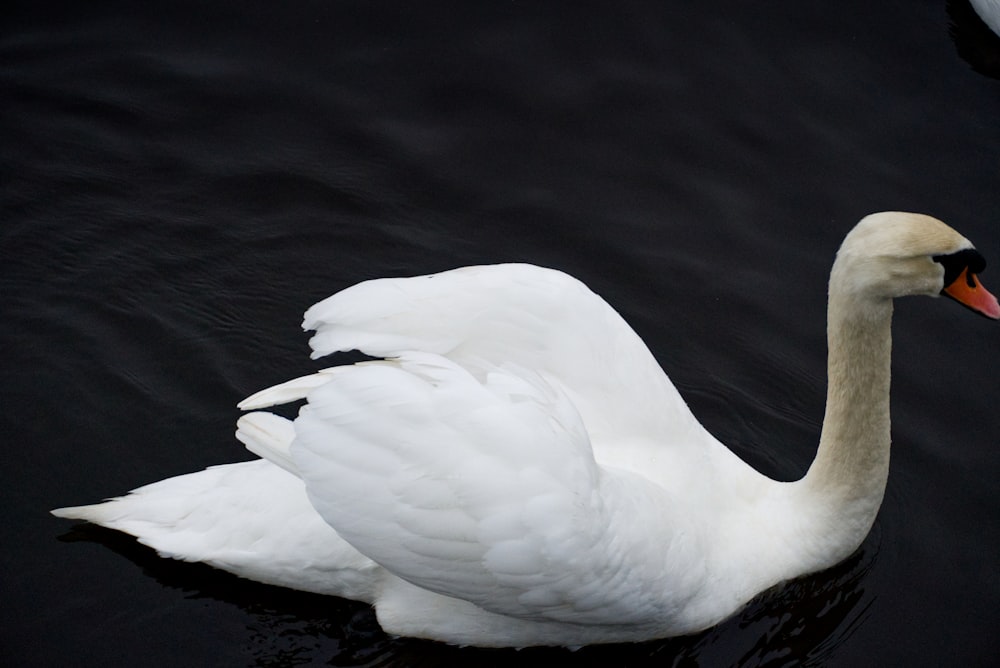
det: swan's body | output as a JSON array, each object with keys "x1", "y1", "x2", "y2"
[
  {"x1": 53, "y1": 212, "x2": 998, "y2": 647},
  {"x1": 971, "y1": 0, "x2": 1000, "y2": 37}
]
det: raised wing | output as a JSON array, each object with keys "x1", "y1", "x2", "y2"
[
  {"x1": 302, "y1": 264, "x2": 703, "y2": 447},
  {"x1": 286, "y1": 352, "x2": 705, "y2": 624}
]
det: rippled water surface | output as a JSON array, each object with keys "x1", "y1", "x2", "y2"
[{"x1": 4, "y1": 1, "x2": 999, "y2": 665}]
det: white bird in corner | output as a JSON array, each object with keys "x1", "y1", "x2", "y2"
[
  {"x1": 971, "y1": 0, "x2": 1000, "y2": 37},
  {"x1": 53, "y1": 212, "x2": 998, "y2": 647}
]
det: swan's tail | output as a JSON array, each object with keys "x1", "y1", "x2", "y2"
[
  {"x1": 50, "y1": 459, "x2": 378, "y2": 598},
  {"x1": 51, "y1": 499, "x2": 130, "y2": 524},
  {"x1": 50, "y1": 464, "x2": 268, "y2": 558}
]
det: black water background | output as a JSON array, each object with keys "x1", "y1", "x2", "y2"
[{"x1": 3, "y1": 1, "x2": 999, "y2": 665}]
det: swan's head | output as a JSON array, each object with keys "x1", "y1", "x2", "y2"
[{"x1": 831, "y1": 211, "x2": 1000, "y2": 319}]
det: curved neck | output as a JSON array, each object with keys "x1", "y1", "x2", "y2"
[
  {"x1": 811, "y1": 293, "x2": 892, "y2": 484},
  {"x1": 674, "y1": 269, "x2": 898, "y2": 629},
  {"x1": 795, "y1": 287, "x2": 893, "y2": 569}
]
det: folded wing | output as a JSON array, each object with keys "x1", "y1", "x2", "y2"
[{"x1": 279, "y1": 352, "x2": 704, "y2": 624}]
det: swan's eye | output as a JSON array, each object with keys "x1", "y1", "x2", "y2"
[{"x1": 933, "y1": 249, "x2": 987, "y2": 288}]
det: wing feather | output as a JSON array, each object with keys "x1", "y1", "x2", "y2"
[
  {"x1": 288, "y1": 352, "x2": 703, "y2": 624},
  {"x1": 301, "y1": 264, "x2": 706, "y2": 448}
]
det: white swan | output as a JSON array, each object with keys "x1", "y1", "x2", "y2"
[
  {"x1": 52, "y1": 212, "x2": 999, "y2": 647},
  {"x1": 971, "y1": 0, "x2": 1000, "y2": 37}
]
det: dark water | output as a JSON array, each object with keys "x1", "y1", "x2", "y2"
[{"x1": 3, "y1": 1, "x2": 999, "y2": 665}]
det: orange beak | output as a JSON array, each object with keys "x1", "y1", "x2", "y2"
[{"x1": 943, "y1": 267, "x2": 1000, "y2": 319}]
